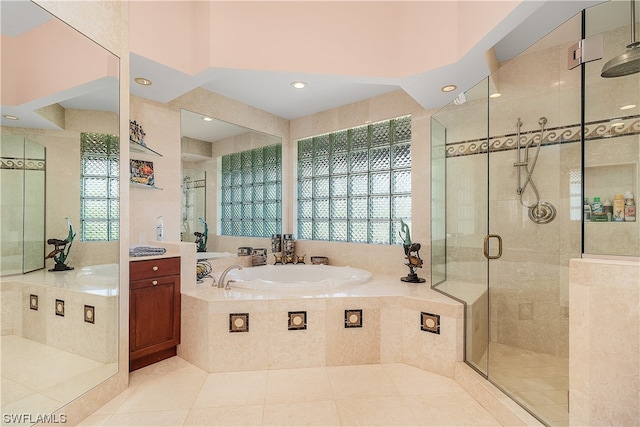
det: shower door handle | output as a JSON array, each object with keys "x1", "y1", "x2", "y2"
[{"x1": 483, "y1": 234, "x2": 503, "y2": 259}]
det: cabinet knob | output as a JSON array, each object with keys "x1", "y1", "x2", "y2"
[
  {"x1": 152, "y1": 266, "x2": 159, "y2": 271},
  {"x1": 152, "y1": 280, "x2": 158, "y2": 286}
]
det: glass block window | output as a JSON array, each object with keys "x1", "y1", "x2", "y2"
[
  {"x1": 80, "y1": 133, "x2": 119, "y2": 241},
  {"x1": 220, "y1": 144, "x2": 282, "y2": 237},
  {"x1": 297, "y1": 116, "x2": 412, "y2": 245}
]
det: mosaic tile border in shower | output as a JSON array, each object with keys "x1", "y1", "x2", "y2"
[
  {"x1": 229, "y1": 313, "x2": 249, "y2": 333},
  {"x1": 442, "y1": 115, "x2": 640, "y2": 158},
  {"x1": 0, "y1": 157, "x2": 46, "y2": 170}
]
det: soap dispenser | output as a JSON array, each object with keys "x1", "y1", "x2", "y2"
[{"x1": 156, "y1": 216, "x2": 164, "y2": 241}]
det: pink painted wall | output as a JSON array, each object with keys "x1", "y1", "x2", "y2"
[
  {"x1": 129, "y1": 1, "x2": 521, "y2": 78},
  {"x1": 1, "y1": 19, "x2": 117, "y2": 106}
]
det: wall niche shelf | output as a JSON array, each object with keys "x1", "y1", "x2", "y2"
[{"x1": 130, "y1": 141, "x2": 163, "y2": 157}]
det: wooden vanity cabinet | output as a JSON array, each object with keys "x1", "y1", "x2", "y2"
[{"x1": 129, "y1": 256, "x2": 181, "y2": 371}]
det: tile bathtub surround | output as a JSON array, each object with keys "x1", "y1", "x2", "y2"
[
  {"x1": 178, "y1": 274, "x2": 464, "y2": 377},
  {"x1": 78, "y1": 357, "x2": 506, "y2": 427}
]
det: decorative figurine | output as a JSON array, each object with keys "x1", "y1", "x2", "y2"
[
  {"x1": 194, "y1": 217, "x2": 208, "y2": 252},
  {"x1": 399, "y1": 219, "x2": 425, "y2": 283},
  {"x1": 45, "y1": 218, "x2": 76, "y2": 271}
]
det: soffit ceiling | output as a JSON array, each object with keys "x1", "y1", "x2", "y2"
[{"x1": 129, "y1": 0, "x2": 603, "y2": 127}]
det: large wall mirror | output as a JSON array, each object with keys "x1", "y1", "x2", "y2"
[
  {"x1": 180, "y1": 109, "x2": 283, "y2": 252},
  {"x1": 1, "y1": 0, "x2": 119, "y2": 417}
]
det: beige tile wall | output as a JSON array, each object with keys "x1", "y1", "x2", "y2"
[{"x1": 569, "y1": 258, "x2": 640, "y2": 426}]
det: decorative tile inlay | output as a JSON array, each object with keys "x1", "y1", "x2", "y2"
[
  {"x1": 229, "y1": 313, "x2": 249, "y2": 333},
  {"x1": 443, "y1": 115, "x2": 640, "y2": 158},
  {"x1": 84, "y1": 305, "x2": 95, "y2": 324},
  {"x1": 55, "y1": 299, "x2": 65, "y2": 317},
  {"x1": 344, "y1": 309, "x2": 363, "y2": 328},
  {"x1": 0, "y1": 157, "x2": 46, "y2": 170},
  {"x1": 29, "y1": 294, "x2": 38, "y2": 310},
  {"x1": 288, "y1": 311, "x2": 307, "y2": 330},
  {"x1": 421, "y1": 312, "x2": 440, "y2": 334}
]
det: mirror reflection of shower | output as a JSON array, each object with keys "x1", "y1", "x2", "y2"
[
  {"x1": 181, "y1": 169, "x2": 206, "y2": 242},
  {"x1": 513, "y1": 116, "x2": 556, "y2": 224}
]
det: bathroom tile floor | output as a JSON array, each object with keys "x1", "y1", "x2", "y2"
[
  {"x1": 80, "y1": 357, "x2": 503, "y2": 426},
  {"x1": 1, "y1": 335, "x2": 116, "y2": 417}
]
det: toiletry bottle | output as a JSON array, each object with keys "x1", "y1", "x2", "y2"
[
  {"x1": 613, "y1": 194, "x2": 625, "y2": 222},
  {"x1": 156, "y1": 216, "x2": 164, "y2": 241},
  {"x1": 591, "y1": 197, "x2": 602, "y2": 214},
  {"x1": 603, "y1": 199, "x2": 612, "y2": 221},
  {"x1": 624, "y1": 192, "x2": 636, "y2": 222},
  {"x1": 583, "y1": 198, "x2": 591, "y2": 221}
]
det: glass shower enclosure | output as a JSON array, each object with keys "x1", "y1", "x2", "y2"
[
  {"x1": 0, "y1": 136, "x2": 46, "y2": 275},
  {"x1": 431, "y1": 2, "x2": 639, "y2": 426}
]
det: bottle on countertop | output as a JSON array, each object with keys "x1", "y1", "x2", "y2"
[
  {"x1": 603, "y1": 199, "x2": 613, "y2": 221},
  {"x1": 613, "y1": 194, "x2": 625, "y2": 222},
  {"x1": 624, "y1": 192, "x2": 636, "y2": 222},
  {"x1": 583, "y1": 198, "x2": 591, "y2": 221},
  {"x1": 591, "y1": 197, "x2": 603, "y2": 214}
]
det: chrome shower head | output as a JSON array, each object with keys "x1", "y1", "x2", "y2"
[
  {"x1": 601, "y1": 0, "x2": 640, "y2": 78},
  {"x1": 601, "y1": 42, "x2": 640, "y2": 77}
]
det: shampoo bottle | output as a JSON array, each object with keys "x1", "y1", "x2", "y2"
[
  {"x1": 591, "y1": 197, "x2": 602, "y2": 214},
  {"x1": 613, "y1": 194, "x2": 625, "y2": 222},
  {"x1": 603, "y1": 199, "x2": 613, "y2": 221},
  {"x1": 624, "y1": 192, "x2": 636, "y2": 222},
  {"x1": 583, "y1": 198, "x2": 591, "y2": 221}
]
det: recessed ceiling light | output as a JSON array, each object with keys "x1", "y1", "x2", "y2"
[
  {"x1": 202, "y1": 116, "x2": 213, "y2": 122},
  {"x1": 3, "y1": 114, "x2": 19, "y2": 120},
  {"x1": 620, "y1": 104, "x2": 636, "y2": 110},
  {"x1": 489, "y1": 92, "x2": 502, "y2": 98},
  {"x1": 291, "y1": 81, "x2": 307, "y2": 89},
  {"x1": 134, "y1": 77, "x2": 152, "y2": 86},
  {"x1": 441, "y1": 85, "x2": 457, "y2": 92}
]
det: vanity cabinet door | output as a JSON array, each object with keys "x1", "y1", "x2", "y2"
[{"x1": 129, "y1": 257, "x2": 181, "y2": 371}]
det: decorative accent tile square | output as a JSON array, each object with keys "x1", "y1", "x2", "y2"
[
  {"x1": 421, "y1": 312, "x2": 440, "y2": 334},
  {"x1": 288, "y1": 311, "x2": 307, "y2": 330},
  {"x1": 55, "y1": 299, "x2": 65, "y2": 317},
  {"x1": 29, "y1": 294, "x2": 38, "y2": 310},
  {"x1": 344, "y1": 309, "x2": 363, "y2": 328},
  {"x1": 84, "y1": 305, "x2": 95, "y2": 324},
  {"x1": 229, "y1": 313, "x2": 249, "y2": 333}
]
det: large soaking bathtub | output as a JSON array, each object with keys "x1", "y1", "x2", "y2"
[{"x1": 224, "y1": 264, "x2": 372, "y2": 291}]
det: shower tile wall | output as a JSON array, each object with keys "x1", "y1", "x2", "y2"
[{"x1": 441, "y1": 24, "x2": 586, "y2": 359}]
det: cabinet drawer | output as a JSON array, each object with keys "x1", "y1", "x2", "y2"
[{"x1": 130, "y1": 256, "x2": 180, "y2": 281}]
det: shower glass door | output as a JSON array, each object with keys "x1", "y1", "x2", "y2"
[
  {"x1": 486, "y1": 12, "x2": 582, "y2": 426},
  {"x1": 432, "y1": 11, "x2": 583, "y2": 427}
]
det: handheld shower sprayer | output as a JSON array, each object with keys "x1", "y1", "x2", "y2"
[{"x1": 513, "y1": 116, "x2": 556, "y2": 224}]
